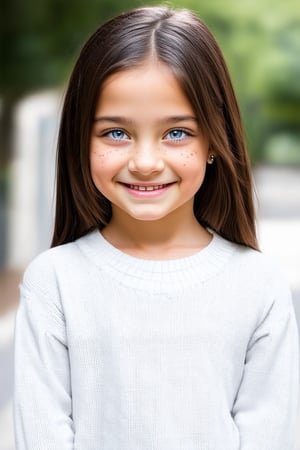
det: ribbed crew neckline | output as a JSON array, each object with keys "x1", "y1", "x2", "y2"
[{"x1": 77, "y1": 229, "x2": 237, "y2": 292}]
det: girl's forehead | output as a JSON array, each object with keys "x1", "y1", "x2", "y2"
[
  {"x1": 95, "y1": 61, "x2": 193, "y2": 114},
  {"x1": 101, "y1": 59, "x2": 175, "y2": 89}
]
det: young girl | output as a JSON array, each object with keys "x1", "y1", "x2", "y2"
[{"x1": 14, "y1": 6, "x2": 299, "y2": 450}]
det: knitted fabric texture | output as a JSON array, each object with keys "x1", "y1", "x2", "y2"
[{"x1": 14, "y1": 230, "x2": 299, "y2": 450}]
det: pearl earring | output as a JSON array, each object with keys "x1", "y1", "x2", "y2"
[{"x1": 207, "y1": 154, "x2": 215, "y2": 164}]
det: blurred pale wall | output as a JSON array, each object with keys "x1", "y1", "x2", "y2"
[{"x1": 7, "y1": 90, "x2": 60, "y2": 269}]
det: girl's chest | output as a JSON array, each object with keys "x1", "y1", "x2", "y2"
[{"x1": 63, "y1": 278, "x2": 255, "y2": 374}]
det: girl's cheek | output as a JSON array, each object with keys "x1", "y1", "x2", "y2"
[
  {"x1": 178, "y1": 150, "x2": 198, "y2": 167},
  {"x1": 91, "y1": 147, "x2": 117, "y2": 162},
  {"x1": 90, "y1": 150, "x2": 107, "y2": 168},
  {"x1": 91, "y1": 149, "x2": 105, "y2": 158},
  {"x1": 92, "y1": 146, "x2": 128, "y2": 157}
]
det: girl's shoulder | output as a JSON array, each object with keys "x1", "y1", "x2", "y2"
[
  {"x1": 230, "y1": 240, "x2": 288, "y2": 284},
  {"x1": 21, "y1": 233, "x2": 94, "y2": 296},
  {"x1": 224, "y1": 238, "x2": 293, "y2": 308},
  {"x1": 23, "y1": 241, "x2": 77, "y2": 277}
]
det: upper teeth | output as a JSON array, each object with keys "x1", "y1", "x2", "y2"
[{"x1": 130, "y1": 184, "x2": 165, "y2": 191}]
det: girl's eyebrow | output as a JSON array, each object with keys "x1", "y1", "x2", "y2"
[
  {"x1": 93, "y1": 116, "x2": 134, "y2": 124},
  {"x1": 93, "y1": 115, "x2": 198, "y2": 124}
]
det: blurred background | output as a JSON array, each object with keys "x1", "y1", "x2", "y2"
[{"x1": 0, "y1": 0, "x2": 299, "y2": 448}]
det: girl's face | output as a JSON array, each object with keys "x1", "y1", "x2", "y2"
[{"x1": 90, "y1": 61, "x2": 209, "y2": 224}]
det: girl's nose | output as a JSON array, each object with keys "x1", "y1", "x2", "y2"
[{"x1": 128, "y1": 144, "x2": 165, "y2": 175}]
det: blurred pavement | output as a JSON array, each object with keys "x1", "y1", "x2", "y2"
[{"x1": 0, "y1": 164, "x2": 299, "y2": 450}]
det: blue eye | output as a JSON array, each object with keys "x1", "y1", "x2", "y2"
[
  {"x1": 166, "y1": 129, "x2": 188, "y2": 141},
  {"x1": 107, "y1": 129, "x2": 128, "y2": 140}
]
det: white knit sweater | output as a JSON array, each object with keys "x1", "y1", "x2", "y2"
[{"x1": 14, "y1": 230, "x2": 299, "y2": 450}]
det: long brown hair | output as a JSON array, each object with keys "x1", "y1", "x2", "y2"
[{"x1": 51, "y1": 6, "x2": 258, "y2": 250}]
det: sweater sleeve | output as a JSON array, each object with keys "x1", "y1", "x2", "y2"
[
  {"x1": 14, "y1": 271, "x2": 74, "y2": 449},
  {"x1": 232, "y1": 281, "x2": 299, "y2": 450}
]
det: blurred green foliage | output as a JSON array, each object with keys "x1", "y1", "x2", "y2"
[{"x1": 1, "y1": 0, "x2": 300, "y2": 165}]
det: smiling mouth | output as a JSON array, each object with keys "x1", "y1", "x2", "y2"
[{"x1": 122, "y1": 183, "x2": 173, "y2": 191}]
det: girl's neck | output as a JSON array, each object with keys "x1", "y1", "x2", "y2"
[{"x1": 101, "y1": 207, "x2": 212, "y2": 260}]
